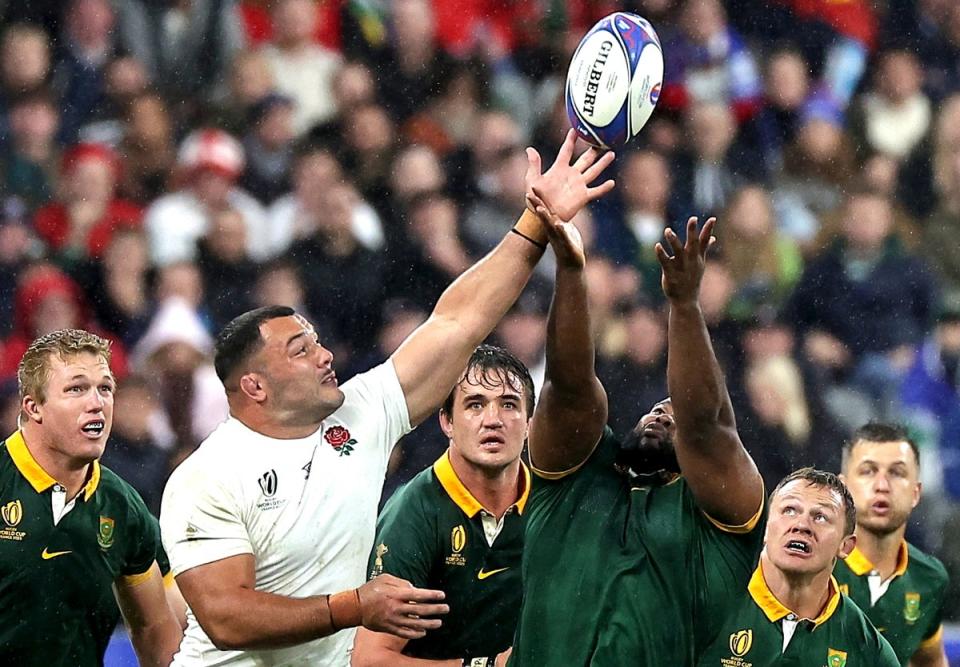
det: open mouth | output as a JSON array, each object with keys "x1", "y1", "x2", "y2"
[
  {"x1": 81, "y1": 420, "x2": 105, "y2": 437},
  {"x1": 480, "y1": 434, "x2": 506, "y2": 447},
  {"x1": 320, "y1": 372, "x2": 338, "y2": 387},
  {"x1": 871, "y1": 499, "x2": 890, "y2": 514},
  {"x1": 785, "y1": 539, "x2": 812, "y2": 555}
]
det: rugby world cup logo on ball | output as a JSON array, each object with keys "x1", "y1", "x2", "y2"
[{"x1": 565, "y1": 12, "x2": 664, "y2": 149}]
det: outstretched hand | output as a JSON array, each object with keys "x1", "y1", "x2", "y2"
[
  {"x1": 357, "y1": 574, "x2": 448, "y2": 640},
  {"x1": 655, "y1": 216, "x2": 717, "y2": 305},
  {"x1": 526, "y1": 188, "x2": 585, "y2": 269},
  {"x1": 525, "y1": 128, "x2": 615, "y2": 222}
]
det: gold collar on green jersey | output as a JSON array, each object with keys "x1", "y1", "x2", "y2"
[
  {"x1": 6, "y1": 430, "x2": 101, "y2": 500},
  {"x1": 843, "y1": 542, "x2": 909, "y2": 578},
  {"x1": 748, "y1": 562, "x2": 842, "y2": 628},
  {"x1": 433, "y1": 450, "x2": 530, "y2": 517}
]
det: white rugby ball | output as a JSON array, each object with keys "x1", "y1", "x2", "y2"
[{"x1": 565, "y1": 12, "x2": 664, "y2": 149}]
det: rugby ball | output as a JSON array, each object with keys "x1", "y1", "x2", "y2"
[{"x1": 565, "y1": 12, "x2": 664, "y2": 149}]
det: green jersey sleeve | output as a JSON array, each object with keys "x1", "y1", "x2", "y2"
[{"x1": 122, "y1": 490, "x2": 162, "y2": 577}]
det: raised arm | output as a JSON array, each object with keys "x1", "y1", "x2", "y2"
[
  {"x1": 528, "y1": 191, "x2": 608, "y2": 472},
  {"x1": 393, "y1": 130, "x2": 615, "y2": 426},
  {"x1": 655, "y1": 217, "x2": 763, "y2": 525}
]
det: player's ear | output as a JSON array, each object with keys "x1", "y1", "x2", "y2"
[
  {"x1": 438, "y1": 409, "x2": 454, "y2": 439},
  {"x1": 838, "y1": 533, "x2": 857, "y2": 560},
  {"x1": 239, "y1": 373, "x2": 267, "y2": 403},
  {"x1": 21, "y1": 395, "x2": 42, "y2": 424}
]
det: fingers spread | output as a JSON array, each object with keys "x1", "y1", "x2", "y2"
[
  {"x1": 586, "y1": 178, "x2": 615, "y2": 200},
  {"x1": 583, "y1": 151, "x2": 615, "y2": 183},
  {"x1": 654, "y1": 242, "x2": 671, "y2": 267},
  {"x1": 699, "y1": 217, "x2": 716, "y2": 248},
  {"x1": 664, "y1": 227, "x2": 684, "y2": 256},
  {"x1": 558, "y1": 128, "x2": 576, "y2": 164},
  {"x1": 525, "y1": 147, "x2": 542, "y2": 177}
]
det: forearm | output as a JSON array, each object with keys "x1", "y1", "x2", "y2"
[
  {"x1": 128, "y1": 617, "x2": 182, "y2": 667},
  {"x1": 195, "y1": 588, "x2": 350, "y2": 651},
  {"x1": 667, "y1": 301, "x2": 731, "y2": 442},
  {"x1": 353, "y1": 645, "x2": 460, "y2": 667},
  {"x1": 544, "y1": 263, "x2": 594, "y2": 392},
  {"x1": 431, "y1": 211, "x2": 544, "y2": 338}
]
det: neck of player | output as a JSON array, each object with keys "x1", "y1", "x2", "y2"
[
  {"x1": 449, "y1": 449, "x2": 523, "y2": 520},
  {"x1": 853, "y1": 523, "x2": 907, "y2": 580},
  {"x1": 22, "y1": 423, "x2": 92, "y2": 500},
  {"x1": 760, "y1": 552, "x2": 835, "y2": 621}
]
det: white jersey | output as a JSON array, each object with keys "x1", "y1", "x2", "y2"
[{"x1": 160, "y1": 361, "x2": 411, "y2": 666}]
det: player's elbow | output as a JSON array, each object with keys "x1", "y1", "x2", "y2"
[
  {"x1": 350, "y1": 640, "x2": 393, "y2": 667},
  {"x1": 193, "y1": 606, "x2": 251, "y2": 651}
]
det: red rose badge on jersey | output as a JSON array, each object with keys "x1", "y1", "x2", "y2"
[{"x1": 324, "y1": 425, "x2": 357, "y2": 456}]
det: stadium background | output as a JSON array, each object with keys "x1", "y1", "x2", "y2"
[{"x1": 0, "y1": 0, "x2": 959, "y2": 662}]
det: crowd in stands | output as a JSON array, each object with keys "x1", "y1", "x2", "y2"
[{"x1": 1, "y1": 0, "x2": 959, "y2": 617}]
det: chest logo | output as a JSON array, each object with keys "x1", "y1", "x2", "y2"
[
  {"x1": 729, "y1": 629, "x2": 752, "y2": 657},
  {"x1": 370, "y1": 543, "x2": 388, "y2": 578},
  {"x1": 904, "y1": 592, "x2": 921, "y2": 624},
  {"x1": 258, "y1": 469, "x2": 278, "y2": 497},
  {"x1": 827, "y1": 648, "x2": 847, "y2": 667},
  {"x1": 477, "y1": 567, "x2": 509, "y2": 580},
  {"x1": 41, "y1": 548, "x2": 71, "y2": 560},
  {"x1": 97, "y1": 516, "x2": 115, "y2": 549},
  {"x1": 2, "y1": 500, "x2": 22, "y2": 527},
  {"x1": 324, "y1": 426, "x2": 356, "y2": 456},
  {"x1": 445, "y1": 525, "x2": 467, "y2": 566}
]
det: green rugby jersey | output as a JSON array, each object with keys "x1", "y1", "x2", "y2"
[
  {"x1": 696, "y1": 565, "x2": 899, "y2": 666},
  {"x1": 0, "y1": 431, "x2": 161, "y2": 666},
  {"x1": 833, "y1": 542, "x2": 948, "y2": 665},
  {"x1": 368, "y1": 450, "x2": 528, "y2": 660},
  {"x1": 512, "y1": 428, "x2": 765, "y2": 667}
]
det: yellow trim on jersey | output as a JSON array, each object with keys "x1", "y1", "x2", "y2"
[
  {"x1": 748, "y1": 562, "x2": 842, "y2": 628},
  {"x1": 6, "y1": 430, "x2": 56, "y2": 492},
  {"x1": 6, "y1": 430, "x2": 101, "y2": 499},
  {"x1": 843, "y1": 541, "x2": 909, "y2": 578},
  {"x1": 120, "y1": 567, "x2": 155, "y2": 587},
  {"x1": 433, "y1": 451, "x2": 531, "y2": 517},
  {"x1": 919, "y1": 624, "x2": 944, "y2": 649},
  {"x1": 163, "y1": 571, "x2": 176, "y2": 589},
  {"x1": 703, "y1": 488, "x2": 765, "y2": 534}
]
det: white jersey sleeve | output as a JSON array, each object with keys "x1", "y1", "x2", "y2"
[
  {"x1": 336, "y1": 359, "x2": 411, "y2": 459},
  {"x1": 160, "y1": 452, "x2": 253, "y2": 576}
]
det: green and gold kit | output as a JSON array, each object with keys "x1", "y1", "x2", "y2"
[
  {"x1": 696, "y1": 565, "x2": 899, "y2": 666},
  {"x1": 511, "y1": 428, "x2": 765, "y2": 667},
  {"x1": 833, "y1": 542, "x2": 948, "y2": 665},
  {"x1": 368, "y1": 451, "x2": 527, "y2": 660},
  {"x1": 0, "y1": 431, "x2": 162, "y2": 666}
]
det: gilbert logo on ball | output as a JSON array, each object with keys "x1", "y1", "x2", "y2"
[{"x1": 566, "y1": 12, "x2": 664, "y2": 149}]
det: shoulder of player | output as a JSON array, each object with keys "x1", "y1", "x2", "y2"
[
  {"x1": 531, "y1": 425, "x2": 622, "y2": 485},
  {"x1": 906, "y1": 542, "x2": 950, "y2": 585},
  {"x1": 380, "y1": 467, "x2": 443, "y2": 523},
  {"x1": 835, "y1": 593, "x2": 889, "y2": 642}
]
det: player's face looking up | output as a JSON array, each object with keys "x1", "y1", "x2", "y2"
[
  {"x1": 764, "y1": 480, "x2": 855, "y2": 577},
  {"x1": 441, "y1": 367, "x2": 529, "y2": 474},
  {"x1": 255, "y1": 315, "x2": 345, "y2": 421},
  {"x1": 842, "y1": 439, "x2": 920, "y2": 537},
  {"x1": 23, "y1": 351, "x2": 115, "y2": 463}
]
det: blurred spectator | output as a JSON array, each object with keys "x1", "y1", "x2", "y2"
[
  {"x1": 99, "y1": 375, "x2": 172, "y2": 515},
  {"x1": 597, "y1": 300, "x2": 669, "y2": 439},
  {"x1": 784, "y1": 186, "x2": 938, "y2": 418},
  {"x1": 53, "y1": 0, "x2": 120, "y2": 144},
  {"x1": 739, "y1": 354, "x2": 843, "y2": 490},
  {"x1": 239, "y1": 93, "x2": 295, "y2": 203},
  {"x1": 88, "y1": 227, "x2": 153, "y2": 346},
  {"x1": 387, "y1": 142, "x2": 446, "y2": 218},
  {"x1": 144, "y1": 128, "x2": 267, "y2": 265},
  {"x1": 0, "y1": 199, "x2": 39, "y2": 337},
  {"x1": 0, "y1": 24, "x2": 52, "y2": 147},
  {"x1": 494, "y1": 286, "x2": 550, "y2": 392},
  {"x1": 132, "y1": 297, "x2": 228, "y2": 460},
  {"x1": 385, "y1": 191, "x2": 470, "y2": 311},
  {"x1": 925, "y1": 95, "x2": 960, "y2": 301},
  {"x1": 1, "y1": 91, "x2": 59, "y2": 210},
  {"x1": 671, "y1": 102, "x2": 762, "y2": 215},
  {"x1": 849, "y1": 50, "x2": 932, "y2": 162},
  {"x1": 266, "y1": 143, "x2": 384, "y2": 257},
  {"x1": 115, "y1": 0, "x2": 245, "y2": 103},
  {"x1": 462, "y1": 143, "x2": 528, "y2": 255},
  {"x1": 719, "y1": 185, "x2": 803, "y2": 317},
  {"x1": 447, "y1": 110, "x2": 523, "y2": 208},
  {"x1": 0, "y1": 263, "x2": 129, "y2": 381},
  {"x1": 662, "y1": 0, "x2": 762, "y2": 123},
  {"x1": 76, "y1": 55, "x2": 151, "y2": 146},
  {"x1": 33, "y1": 143, "x2": 141, "y2": 267},
  {"x1": 196, "y1": 207, "x2": 257, "y2": 331},
  {"x1": 253, "y1": 259, "x2": 309, "y2": 314},
  {"x1": 259, "y1": 0, "x2": 341, "y2": 134},
  {"x1": 155, "y1": 261, "x2": 206, "y2": 319},
  {"x1": 117, "y1": 91, "x2": 176, "y2": 204},
  {"x1": 288, "y1": 181, "x2": 387, "y2": 358},
  {"x1": 744, "y1": 48, "x2": 809, "y2": 175},
  {"x1": 376, "y1": 0, "x2": 455, "y2": 122},
  {"x1": 915, "y1": 2, "x2": 960, "y2": 102},
  {"x1": 205, "y1": 48, "x2": 276, "y2": 135}
]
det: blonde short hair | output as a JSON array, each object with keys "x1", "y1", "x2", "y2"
[{"x1": 18, "y1": 329, "x2": 112, "y2": 404}]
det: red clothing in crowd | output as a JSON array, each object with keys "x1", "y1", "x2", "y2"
[{"x1": 33, "y1": 200, "x2": 143, "y2": 259}]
